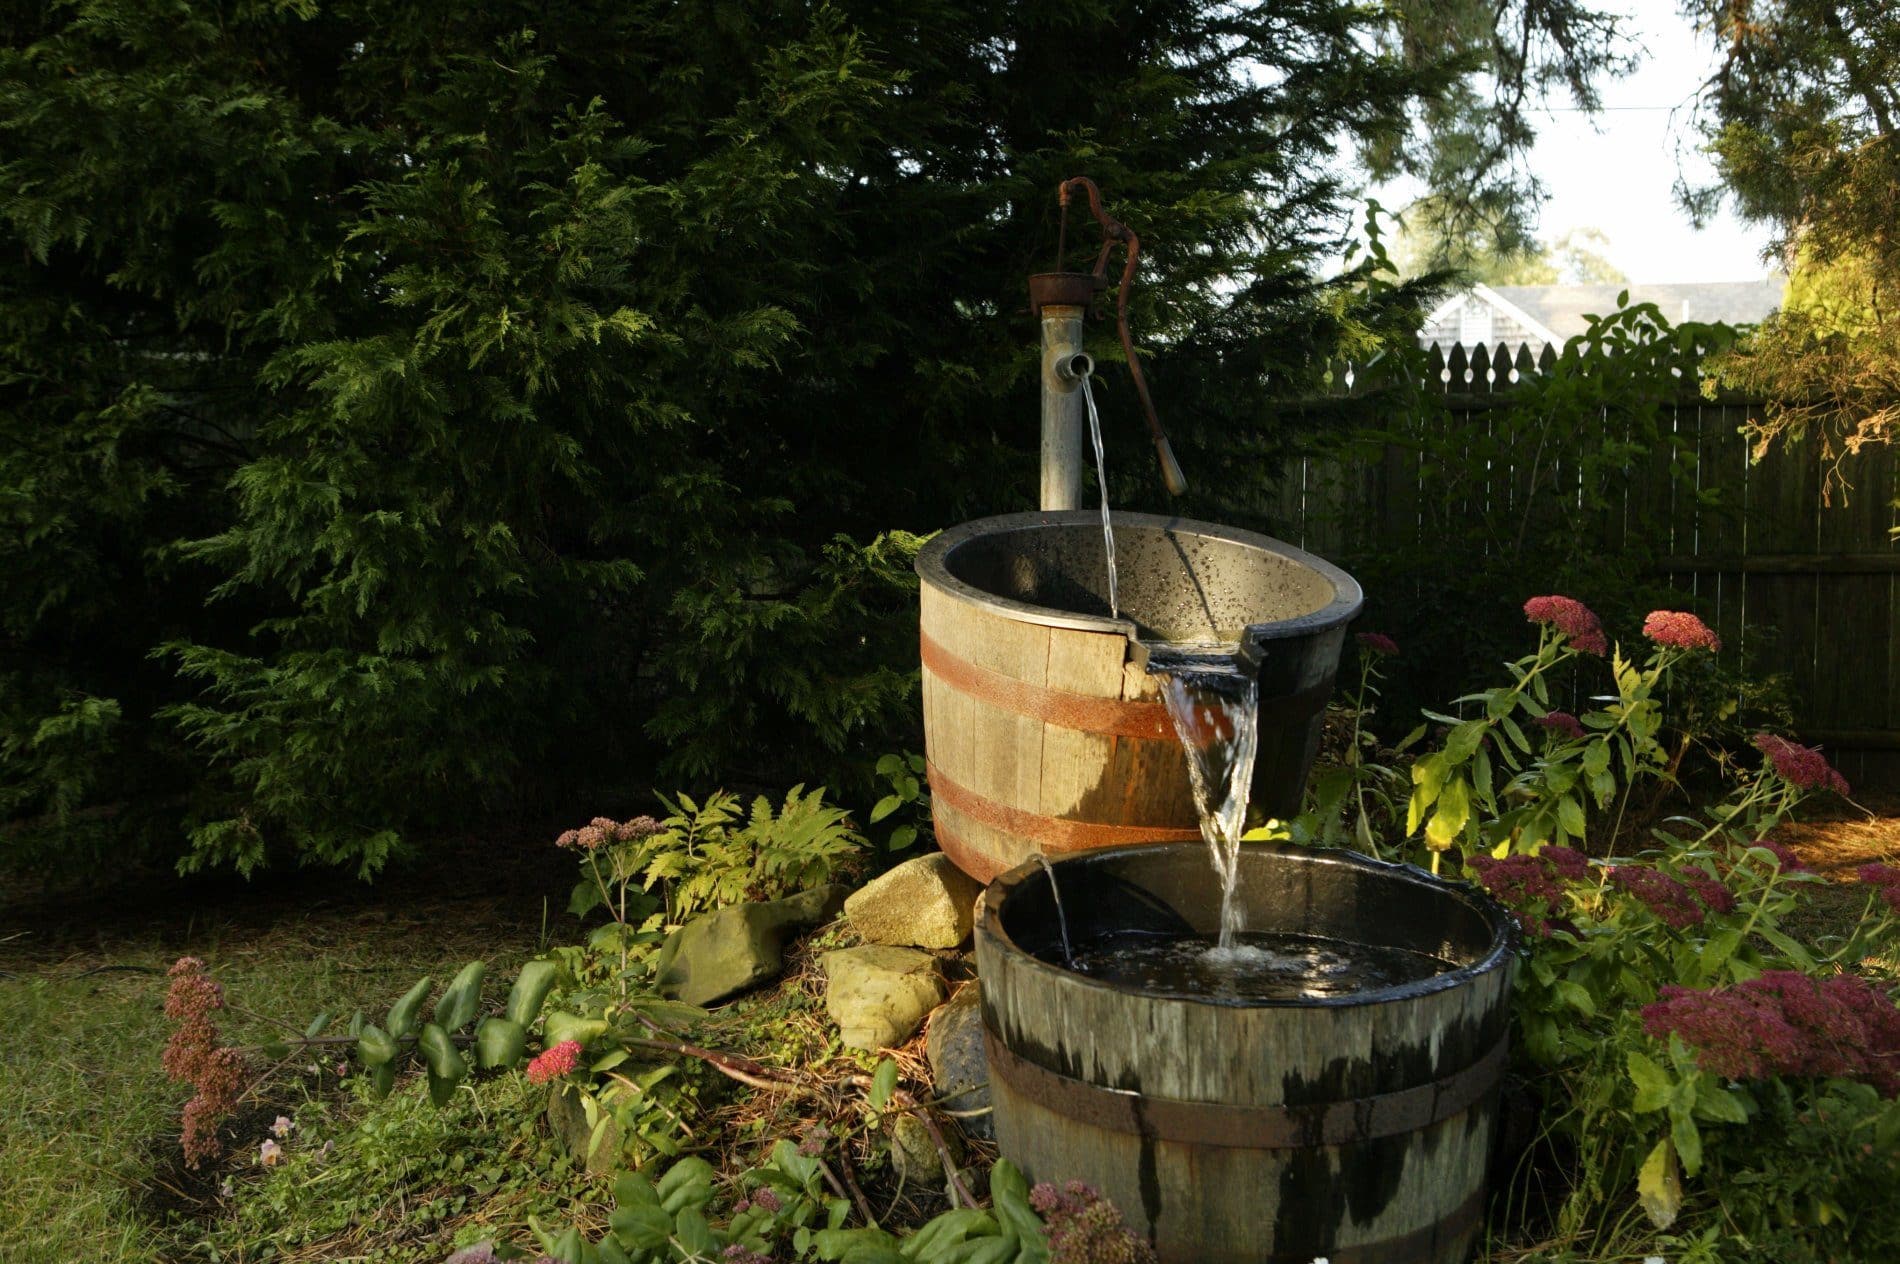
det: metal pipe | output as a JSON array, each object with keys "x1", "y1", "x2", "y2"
[{"x1": 1039, "y1": 304, "x2": 1088, "y2": 510}]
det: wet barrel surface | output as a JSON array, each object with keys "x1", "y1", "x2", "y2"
[
  {"x1": 916, "y1": 512, "x2": 1361, "y2": 883},
  {"x1": 975, "y1": 841, "x2": 1517, "y2": 1264}
]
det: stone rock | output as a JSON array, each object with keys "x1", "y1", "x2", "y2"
[
  {"x1": 890, "y1": 1111, "x2": 963, "y2": 1187},
  {"x1": 546, "y1": 1084, "x2": 620, "y2": 1174},
  {"x1": 925, "y1": 983, "x2": 992, "y2": 1141},
  {"x1": 844, "y1": 853, "x2": 982, "y2": 949},
  {"x1": 655, "y1": 884, "x2": 849, "y2": 1007},
  {"x1": 822, "y1": 945, "x2": 945, "y2": 1049}
]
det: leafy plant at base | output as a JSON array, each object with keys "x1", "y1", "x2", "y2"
[
  {"x1": 518, "y1": 1146, "x2": 1053, "y2": 1264},
  {"x1": 563, "y1": 789, "x2": 867, "y2": 934},
  {"x1": 1275, "y1": 596, "x2": 1899, "y2": 1259},
  {"x1": 869, "y1": 752, "x2": 931, "y2": 854}
]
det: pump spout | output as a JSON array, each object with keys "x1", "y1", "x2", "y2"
[{"x1": 1033, "y1": 177, "x2": 1188, "y2": 500}]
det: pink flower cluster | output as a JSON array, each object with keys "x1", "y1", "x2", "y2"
[
  {"x1": 1523, "y1": 595, "x2": 1608, "y2": 656},
  {"x1": 722, "y1": 1245, "x2": 772, "y2": 1264},
  {"x1": 1642, "y1": 609, "x2": 1721, "y2": 652},
  {"x1": 1752, "y1": 733, "x2": 1850, "y2": 796},
  {"x1": 1747, "y1": 834, "x2": 1812, "y2": 874},
  {"x1": 1642, "y1": 971, "x2": 1900, "y2": 1096},
  {"x1": 1533, "y1": 711, "x2": 1587, "y2": 741},
  {"x1": 1859, "y1": 863, "x2": 1900, "y2": 915},
  {"x1": 1607, "y1": 865, "x2": 1728, "y2": 929},
  {"x1": 163, "y1": 957, "x2": 250, "y2": 1167},
  {"x1": 555, "y1": 814, "x2": 664, "y2": 851},
  {"x1": 524, "y1": 1039, "x2": 583, "y2": 1084},
  {"x1": 1468, "y1": 846, "x2": 1589, "y2": 938},
  {"x1": 1030, "y1": 1180, "x2": 1156, "y2": 1264},
  {"x1": 1355, "y1": 631, "x2": 1400, "y2": 657}
]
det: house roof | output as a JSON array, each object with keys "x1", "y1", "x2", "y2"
[{"x1": 1485, "y1": 279, "x2": 1786, "y2": 340}]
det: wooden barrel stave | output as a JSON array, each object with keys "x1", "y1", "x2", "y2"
[{"x1": 975, "y1": 843, "x2": 1517, "y2": 1264}]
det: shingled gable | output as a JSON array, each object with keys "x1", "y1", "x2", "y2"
[{"x1": 1417, "y1": 278, "x2": 1786, "y2": 357}]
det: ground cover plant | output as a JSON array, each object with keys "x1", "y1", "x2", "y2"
[
  {"x1": 4, "y1": 594, "x2": 1896, "y2": 1261},
  {"x1": 1288, "y1": 601, "x2": 1900, "y2": 1262}
]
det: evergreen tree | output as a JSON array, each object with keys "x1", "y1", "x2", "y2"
[
  {"x1": 0, "y1": 0, "x2": 1623, "y2": 874},
  {"x1": 1682, "y1": 1, "x2": 1900, "y2": 470}
]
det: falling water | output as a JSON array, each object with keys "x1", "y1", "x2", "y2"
[
  {"x1": 1147, "y1": 643, "x2": 1261, "y2": 951},
  {"x1": 1080, "y1": 374, "x2": 1118, "y2": 619},
  {"x1": 1034, "y1": 852, "x2": 1076, "y2": 968}
]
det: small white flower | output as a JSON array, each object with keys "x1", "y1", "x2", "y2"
[
  {"x1": 258, "y1": 1138, "x2": 283, "y2": 1166},
  {"x1": 1643, "y1": 1258, "x2": 1666, "y2": 1264},
  {"x1": 270, "y1": 1115, "x2": 293, "y2": 1138}
]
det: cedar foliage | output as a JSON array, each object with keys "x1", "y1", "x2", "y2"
[
  {"x1": 0, "y1": 0, "x2": 1619, "y2": 874},
  {"x1": 1683, "y1": 1, "x2": 1900, "y2": 469}
]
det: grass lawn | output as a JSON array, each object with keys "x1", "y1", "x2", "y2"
[{"x1": 0, "y1": 834, "x2": 566, "y2": 1262}]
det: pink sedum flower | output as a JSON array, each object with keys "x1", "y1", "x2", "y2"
[
  {"x1": 1533, "y1": 711, "x2": 1587, "y2": 742},
  {"x1": 1752, "y1": 733, "x2": 1851, "y2": 796},
  {"x1": 1523, "y1": 595, "x2": 1608, "y2": 656},
  {"x1": 1859, "y1": 863, "x2": 1900, "y2": 915},
  {"x1": 1642, "y1": 971, "x2": 1900, "y2": 1096},
  {"x1": 1643, "y1": 609, "x2": 1721, "y2": 652},
  {"x1": 524, "y1": 1039, "x2": 583, "y2": 1084},
  {"x1": 1355, "y1": 631, "x2": 1400, "y2": 657}
]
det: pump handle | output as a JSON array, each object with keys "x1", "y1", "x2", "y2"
[{"x1": 1055, "y1": 177, "x2": 1186, "y2": 496}]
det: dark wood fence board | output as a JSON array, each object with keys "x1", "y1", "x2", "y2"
[{"x1": 1286, "y1": 342, "x2": 1899, "y2": 785}]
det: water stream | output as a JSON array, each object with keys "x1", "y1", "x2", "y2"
[
  {"x1": 1034, "y1": 852, "x2": 1076, "y2": 968},
  {"x1": 1146, "y1": 643, "x2": 1261, "y2": 950},
  {"x1": 1080, "y1": 375, "x2": 1119, "y2": 619}
]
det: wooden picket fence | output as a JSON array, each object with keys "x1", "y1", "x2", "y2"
[{"x1": 1272, "y1": 340, "x2": 1900, "y2": 790}]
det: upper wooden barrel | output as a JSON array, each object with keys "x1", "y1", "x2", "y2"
[
  {"x1": 975, "y1": 842, "x2": 1518, "y2": 1264},
  {"x1": 916, "y1": 511, "x2": 1361, "y2": 883}
]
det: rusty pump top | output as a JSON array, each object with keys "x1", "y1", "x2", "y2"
[{"x1": 1028, "y1": 178, "x2": 1187, "y2": 502}]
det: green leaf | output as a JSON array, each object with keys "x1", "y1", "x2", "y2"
[
  {"x1": 417, "y1": 1022, "x2": 467, "y2": 1106},
  {"x1": 673, "y1": 1207, "x2": 718, "y2": 1258},
  {"x1": 386, "y1": 976, "x2": 432, "y2": 1039},
  {"x1": 876, "y1": 754, "x2": 904, "y2": 776},
  {"x1": 1672, "y1": 1109, "x2": 1703, "y2": 1177},
  {"x1": 505, "y1": 960, "x2": 559, "y2": 1028},
  {"x1": 656, "y1": 1156, "x2": 716, "y2": 1214},
  {"x1": 1555, "y1": 980, "x2": 1596, "y2": 1016},
  {"x1": 303, "y1": 1009, "x2": 333, "y2": 1040},
  {"x1": 1407, "y1": 753, "x2": 1448, "y2": 834},
  {"x1": 1425, "y1": 777, "x2": 1470, "y2": 849},
  {"x1": 1628, "y1": 1051, "x2": 1672, "y2": 1113},
  {"x1": 434, "y1": 960, "x2": 486, "y2": 1033},
  {"x1": 1637, "y1": 1136, "x2": 1682, "y2": 1229},
  {"x1": 889, "y1": 825, "x2": 918, "y2": 851},
  {"x1": 1693, "y1": 1076, "x2": 1750, "y2": 1125},
  {"x1": 476, "y1": 1016, "x2": 527, "y2": 1068},
  {"x1": 869, "y1": 794, "x2": 902, "y2": 824},
  {"x1": 1556, "y1": 795, "x2": 1587, "y2": 839},
  {"x1": 869, "y1": 1057, "x2": 898, "y2": 1111},
  {"x1": 355, "y1": 1024, "x2": 398, "y2": 1067},
  {"x1": 611, "y1": 1204, "x2": 672, "y2": 1251},
  {"x1": 569, "y1": 879, "x2": 605, "y2": 918},
  {"x1": 1443, "y1": 720, "x2": 1487, "y2": 763},
  {"x1": 543, "y1": 1011, "x2": 609, "y2": 1048},
  {"x1": 368, "y1": 1060, "x2": 396, "y2": 1100}
]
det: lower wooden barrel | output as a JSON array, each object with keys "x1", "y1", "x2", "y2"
[
  {"x1": 916, "y1": 511, "x2": 1360, "y2": 883},
  {"x1": 974, "y1": 842, "x2": 1517, "y2": 1264}
]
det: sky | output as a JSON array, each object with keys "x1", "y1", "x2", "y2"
[{"x1": 1367, "y1": 2, "x2": 1780, "y2": 284}]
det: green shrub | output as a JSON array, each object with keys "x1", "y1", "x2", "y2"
[{"x1": 0, "y1": 0, "x2": 1623, "y2": 875}]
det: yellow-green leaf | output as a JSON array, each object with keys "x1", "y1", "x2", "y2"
[{"x1": 1637, "y1": 1137, "x2": 1681, "y2": 1230}]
